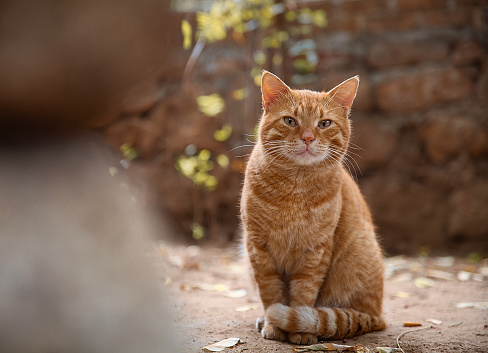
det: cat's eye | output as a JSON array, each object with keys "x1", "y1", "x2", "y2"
[
  {"x1": 318, "y1": 120, "x2": 332, "y2": 128},
  {"x1": 283, "y1": 117, "x2": 297, "y2": 127}
]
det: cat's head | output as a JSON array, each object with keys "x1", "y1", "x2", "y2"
[{"x1": 258, "y1": 71, "x2": 358, "y2": 166}]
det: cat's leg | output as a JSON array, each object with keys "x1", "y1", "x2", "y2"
[
  {"x1": 287, "y1": 246, "x2": 331, "y2": 308},
  {"x1": 247, "y1": 241, "x2": 288, "y2": 341},
  {"x1": 267, "y1": 247, "x2": 330, "y2": 344}
]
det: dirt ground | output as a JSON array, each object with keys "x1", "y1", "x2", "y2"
[{"x1": 160, "y1": 244, "x2": 488, "y2": 353}]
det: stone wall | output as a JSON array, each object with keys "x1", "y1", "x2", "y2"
[{"x1": 104, "y1": 0, "x2": 488, "y2": 254}]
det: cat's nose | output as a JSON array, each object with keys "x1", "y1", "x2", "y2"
[{"x1": 302, "y1": 130, "x2": 315, "y2": 146}]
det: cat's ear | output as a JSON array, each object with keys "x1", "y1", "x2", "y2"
[
  {"x1": 261, "y1": 71, "x2": 291, "y2": 110},
  {"x1": 327, "y1": 76, "x2": 359, "y2": 117}
]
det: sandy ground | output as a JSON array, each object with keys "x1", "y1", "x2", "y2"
[{"x1": 161, "y1": 244, "x2": 488, "y2": 353}]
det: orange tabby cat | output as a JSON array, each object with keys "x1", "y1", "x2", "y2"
[{"x1": 240, "y1": 71, "x2": 385, "y2": 345}]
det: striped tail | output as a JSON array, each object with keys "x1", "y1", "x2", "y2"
[{"x1": 265, "y1": 303, "x2": 386, "y2": 339}]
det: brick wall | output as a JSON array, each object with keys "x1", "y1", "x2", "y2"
[{"x1": 105, "y1": 0, "x2": 488, "y2": 254}]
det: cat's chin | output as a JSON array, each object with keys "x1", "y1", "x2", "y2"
[{"x1": 294, "y1": 150, "x2": 324, "y2": 166}]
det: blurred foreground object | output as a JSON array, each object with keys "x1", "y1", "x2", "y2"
[
  {"x1": 0, "y1": 140, "x2": 178, "y2": 353},
  {"x1": 0, "y1": 0, "x2": 171, "y2": 130},
  {"x1": 0, "y1": 1, "x2": 180, "y2": 351}
]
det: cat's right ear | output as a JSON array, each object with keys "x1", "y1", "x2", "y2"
[{"x1": 261, "y1": 71, "x2": 291, "y2": 110}]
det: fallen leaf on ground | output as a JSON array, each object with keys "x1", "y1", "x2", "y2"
[
  {"x1": 202, "y1": 338, "x2": 241, "y2": 352},
  {"x1": 394, "y1": 291, "x2": 409, "y2": 298},
  {"x1": 434, "y1": 256, "x2": 455, "y2": 267},
  {"x1": 456, "y1": 302, "x2": 488, "y2": 309},
  {"x1": 235, "y1": 304, "x2": 257, "y2": 312},
  {"x1": 225, "y1": 289, "x2": 247, "y2": 298},
  {"x1": 457, "y1": 271, "x2": 471, "y2": 281},
  {"x1": 472, "y1": 273, "x2": 484, "y2": 281},
  {"x1": 425, "y1": 319, "x2": 442, "y2": 325},
  {"x1": 414, "y1": 277, "x2": 435, "y2": 288},
  {"x1": 200, "y1": 283, "x2": 230, "y2": 292},
  {"x1": 403, "y1": 321, "x2": 422, "y2": 327},
  {"x1": 427, "y1": 269, "x2": 455, "y2": 281},
  {"x1": 479, "y1": 266, "x2": 488, "y2": 276},
  {"x1": 293, "y1": 343, "x2": 368, "y2": 352},
  {"x1": 391, "y1": 273, "x2": 413, "y2": 282},
  {"x1": 375, "y1": 347, "x2": 402, "y2": 353}
]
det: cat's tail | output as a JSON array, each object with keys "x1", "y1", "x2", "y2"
[{"x1": 265, "y1": 303, "x2": 386, "y2": 339}]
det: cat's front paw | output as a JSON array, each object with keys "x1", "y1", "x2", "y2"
[
  {"x1": 288, "y1": 332, "x2": 318, "y2": 345},
  {"x1": 261, "y1": 324, "x2": 287, "y2": 341}
]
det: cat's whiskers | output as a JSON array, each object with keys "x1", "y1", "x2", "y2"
[
  {"x1": 230, "y1": 144, "x2": 256, "y2": 152},
  {"x1": 327, "y1": 146, "x2": 362, "y2": 182},
  {"x1": 348, "y1": 142, "x2": 363, "y2": 151}
]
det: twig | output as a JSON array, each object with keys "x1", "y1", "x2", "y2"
[
  {"x1": 396, "y1": 325, "x2": 433, "y2": 353},
  {"x1": 447, "y1": 321, "x2": 462, "y2": 328}
]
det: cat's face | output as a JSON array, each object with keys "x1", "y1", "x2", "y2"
[{"x1": 258, "y1": 72, "x2": 359, "y2": 166}]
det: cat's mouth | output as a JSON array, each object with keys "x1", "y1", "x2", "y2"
[
  {"x1": 295, "y1": 147, "x2": 324, "y2": 165},
  {"x1": 298, "y1": 149, "x2": 315, "y2": 156}
]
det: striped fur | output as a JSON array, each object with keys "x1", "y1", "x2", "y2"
[
  {"x1": 241, "y1": 71, "x2": 385, "y2": 344},
  {"x1": 266, "y1": 304, "x2": 386, "y2": 340}
]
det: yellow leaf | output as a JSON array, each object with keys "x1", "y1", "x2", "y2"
[
  {"x1": 197, "y1": 94, "x2": 225, "y2": 116},
  {"x1": 253, "y1": 50, "x2": 266, "y2": 65},
  {"x1": 214, "y1": 124, "x2": 232, "y2": 142},
  {"x1": 313, "y1": 9, "x2": 327, "y2": 28},
  {"x1": 204, "y1": 175, "x2": 218, "y2": 191},
  {"x1": 191, "y1": 223, "x2": 205, "y2": 241},
  {"x1": 216, "y1": 154, "x2": 229, "y2": 168},
  {"x1": 231, "y1": 87, "x2": 248, "y2": 100},
  {"x1": 285, "y1": 10, "x2": 297, "y2": 22},
  {"x1": 181, "y1": 19, "x2": 192, "y2": 50},
  {"x1": 198, "y1": 149, "x2": 211, "y2": 161}
]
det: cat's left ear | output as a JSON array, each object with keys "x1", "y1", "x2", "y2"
[{"x1": 327, "y1": 76, "x2": 359, "y2": 117}]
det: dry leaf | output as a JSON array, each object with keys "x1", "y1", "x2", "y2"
[
  {"x1": 394, "y1": 291, "x2": 409, "y2": 298},
  {"x1": 414, "y1": 277, "x2": 435, "y2": 288},
  {"x1": 199, "y1": 283, "x2": 230, "y2": 292},
  {"x1": 472, "y1": 273, "x2": 484, "y2": 281},
  {"x1": 427, "y1": 270, "x2": 455, "y2": 281},
  {"x1": 225, "y1": 289, "x2": 247, "y2": 298},
  {"x1": 479, "y1": 266, "x2": 488, "y2": 276},
  {"x1": 425, "y1": 319, "x2": 442, "y2": 325},
  {"x1": 375, "y1": 347, "x2": 402, "y2": 353},
  {"x1": 456, "y1": 302, "x2": 488, "y2": 309},
  {"x1": 294, "y1": 343, "x2": 351, "y2": 352},
  {"x1": 202, "y1": 338, "x2": 241, "y2": 352},
  {"x1": 457, "y1": 271, "x2": 471, "y2": 281},
  {"x1": 391, "y1": 273, "x2": 413, "y2": 282},
  {"x1": 293, "y1": 343, "x2": 368, "y2": 352},
  {"x1": 403, "y1": 321, "x2": 422, "y2": 327},
  {"x1": 434, "y1": 256, "x2": 455, "y2": 267}
]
